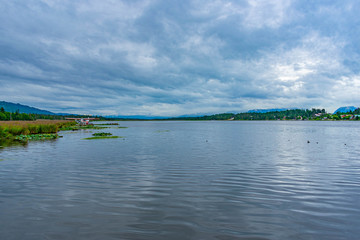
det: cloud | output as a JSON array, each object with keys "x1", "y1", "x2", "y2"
[{"x1": 0, "y1": 0, "x2": 359, "y2": 115}]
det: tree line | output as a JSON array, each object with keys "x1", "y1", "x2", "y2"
[
  {"x1": 0, "y1": 107, "x2": 64, "y2": 120},
  {"x1": 1, "y1": 106, "x2": 359, "y2": 121},
  {"x1": 171, "y1": 108, "x2": 360, "y2": 121},
  {"x1": 0, "y1": 107, "x2": 107, "y2": 121}
]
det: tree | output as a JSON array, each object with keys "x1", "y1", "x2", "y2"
[
  {"x1": 0, "y1": 107, "x2": 4, "y2": 113},
  {"x1": 0, "y1": 112, "x2": 6, "y2": 120}
]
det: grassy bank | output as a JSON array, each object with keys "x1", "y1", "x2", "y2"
[{"x1": 0, "y1": 120, "x2": 76, "y2": 144}]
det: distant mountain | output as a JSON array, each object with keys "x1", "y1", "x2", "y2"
[
  {"x1": 106, "y1": 115, "x2": 167, "y2": 120},
  {"x1": 176, "y1": 114, "x2": 206, "y2": 118},
  {"x1": 106, "y1": 114, "x2": 207, "y2": 119},
  {"x1": 56, "y1": 113, "x2": 80, "y2": 116},
  {"x1": 334, "y1": 106, "x2": 358, "y2": 114},
  {"x1": 0, "y1": 101, "x2": 55, "y2": 115},
  {"x1": 247, "y1": 108, "x2": 294, "y2": 113}
]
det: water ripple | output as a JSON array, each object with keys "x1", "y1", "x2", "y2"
[{"x1": 1, "y1": 121, "x2": 360, "y2": 239}]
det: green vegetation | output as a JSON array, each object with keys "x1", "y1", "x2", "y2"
[
  {"x1": 92, "y1": 132, "x2": 112, "y2": 136},
  {"x1": 15, "y1": 134, "x2": 60, "y2": 141},
  {"x1": 170, "y1": 108, "x2": 360, "y2": 121},
  {"x1": 83, "y1": 136, "x2": 122, "y2": 140},
  {"x1": 0, "y1": 107, "x2": 64, "y2": 120},
  {"x1": 82, "y1": 132, "x2": 125, "y2": 140},
  {"x1": 59, "y1": 124, "x2": 108, "y2": 131},
  {"x1": 171, "y1": 109, "x2": 324, "y2": 120},
  {"x1": 0, "y1": 120, "x2": 76, "y2": 145},
  {"x1": 0, "y1": 105, "x2": 108, "y2": 121}
]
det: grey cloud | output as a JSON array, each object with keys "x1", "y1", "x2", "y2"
[{"x1": 0, "y1": 0, "x2": 360, "y2": 115}]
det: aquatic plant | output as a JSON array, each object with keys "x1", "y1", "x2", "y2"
[
  {"x1": 92, "y1": 132, "x2": 112, "y2": 136},
  {"x1": 60, "y1": 124, "x2": 108, "y2": 131},
  {"x1": 15, "y1": 134, "x2": 60, "y2": 141},
  {"x1": 83, "y1": 136, "x2": 123, "y2": 140}
]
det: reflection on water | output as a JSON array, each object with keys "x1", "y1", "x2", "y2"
[
  {"x1": 1, "y1": 121, "x2": 360, "y2": 240},
  {"x1": 0, "y1": 139, "x2": 28, "y2": 148}
]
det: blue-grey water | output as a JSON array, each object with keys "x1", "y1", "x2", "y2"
[{"x1": 1, "y1": 121, "x2": 360, "y2": 240}]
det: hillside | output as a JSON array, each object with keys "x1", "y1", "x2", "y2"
[
  {"x1": 0, "y1": 101, "x2": 55, "y2": 115},
  {"x1": 171, "y1": 108, "x2": 327, "y2": 121},
  {"x1": 334, "y1": 106, "x2": 358, "y2": 114},
  {"x1": 247, "y1": 108, "x2": 293, "y2": 113}
]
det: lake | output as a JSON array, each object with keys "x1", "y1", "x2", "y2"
[{"x1": 0, "y1": 121, "x2": 360, "y2": 240}]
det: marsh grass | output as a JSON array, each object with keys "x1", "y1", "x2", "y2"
[
  {"x1": 0, "y1": 120, "x2": 75, "y2": 144},
  {"x1": 83, "y1": 136, "x2": 122, "y2": 140},
  {"x1": 60, "y1": 125, "x2": 108, "y2": 131}
]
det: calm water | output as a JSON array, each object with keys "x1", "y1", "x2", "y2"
[{"x1": 1, "y1": 121, "x2": 360, "y2": 240}]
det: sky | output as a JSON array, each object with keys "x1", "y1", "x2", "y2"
[{"x1": 1, "y1": 0, "x2": 360, "y2": 116}]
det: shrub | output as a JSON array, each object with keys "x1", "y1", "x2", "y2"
[
  {"x1": 21, "y1": 128, "x2": 30, "y2": 135},
  {"x1": 38, "y1": 124, "x2": 58, "y2": 133},
  {"x1": 8, "y1": 126, "x2": 23, "y2": 135},
  {"x1": 0, "y1": 126, "x2": 8, "y2": 138},
  {"x1": 28, "y1": 124, "x2": 39, "y2": 134}
]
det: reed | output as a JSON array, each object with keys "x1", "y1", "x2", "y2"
[{"x1": 0, "y1": 120, "x2": 76, "y2": 142}]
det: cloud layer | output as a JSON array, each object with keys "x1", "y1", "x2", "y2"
[{"x1": 1, "y1": 0, "x2": 359, "y2": 115}]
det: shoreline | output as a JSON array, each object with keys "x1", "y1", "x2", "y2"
[{"x1": 0, "y1": 120, "x2": 76, "y2": 147}]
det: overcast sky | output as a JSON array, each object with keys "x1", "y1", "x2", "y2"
[{"x1": 1, "y1": 0, "x2": 359, "y2": 116}]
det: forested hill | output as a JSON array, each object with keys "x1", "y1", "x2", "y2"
[
  {"x1": 171, "y1": 109, "x2": 328, "y2": 120},
  {"x1": 0, "y1": 101, "x2": 55, "y2": 115},
  {"x1": 333, "y1": 106, "x2": 357, "y2": 114}
]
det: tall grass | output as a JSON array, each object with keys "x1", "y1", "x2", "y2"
[{"x1": 0, "y1": 120, "x2": 76, "y2": 141}]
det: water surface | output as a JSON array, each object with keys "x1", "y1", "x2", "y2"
[{"x1": 1, "y1": 121, "x2": 360, "y2": 239}]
